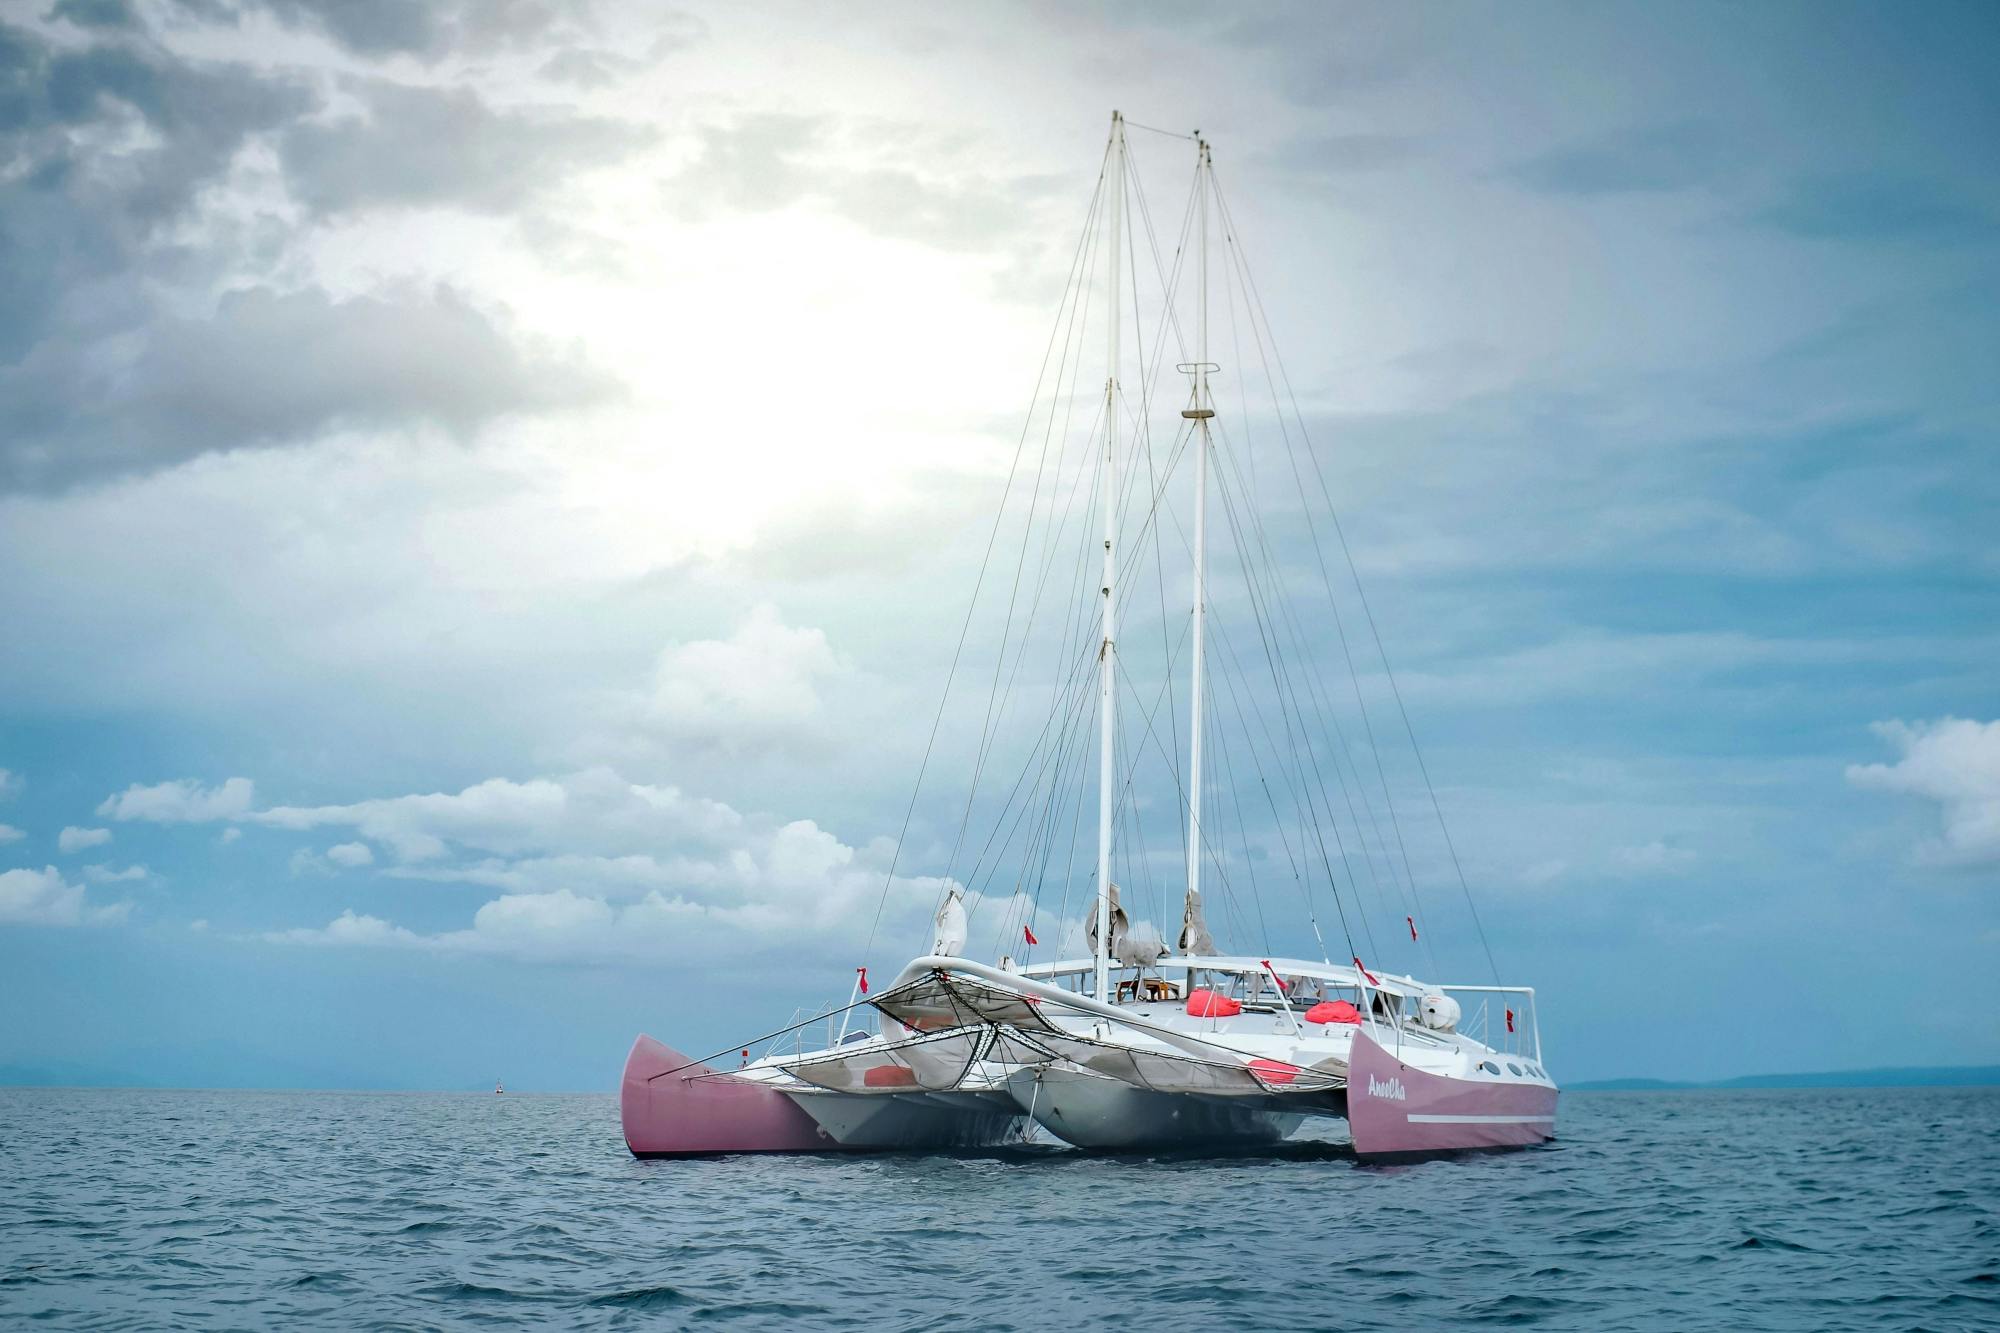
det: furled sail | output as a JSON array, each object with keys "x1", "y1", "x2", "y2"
[
  {"x1": 933, "y1": 886, "x2": 967, "y2": 957},
  {"x1": 1083, "y1": 881, "x2": 1128, "y2": 959},
  {"x1": 1178, "y1": 886, "x2": 1216, "y2": 956}
]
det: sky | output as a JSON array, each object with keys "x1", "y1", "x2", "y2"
[{"x1": 1, "y1": 0, "x2": 1996, "y2": 1090}]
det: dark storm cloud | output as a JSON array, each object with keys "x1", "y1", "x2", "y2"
[
  {"x1": 44, "y1": 0, "x2": 140, "y2": 29},
  {"x1": 0, "y1": 19, "x2": 635, "y2": 492},
  {"x1": 255, "y1": 0, "x2": 602, "y2": 60},
  {"x1": 280, "y1": 78, "x2": 654, "y2": 216},
  {"x1": 0, "y1": 18, "x2": 312, "y2": 358},
  {"x1": 0, "y1": 285, "x2": 614, "y2": 491},
  {"x1": 1509, "y1": 121, "x2": 1737, "y2": 196}
]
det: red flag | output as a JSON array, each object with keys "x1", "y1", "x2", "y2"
[
  {"x1": 1261, "y1": 960, "x2": 1288, "y2": 991},
  {"x1": 1505, "y1": 1008, "x2": 1516, "y2": 1034},
  {"x1": 856, "y1": 966, "x2": 868, "y2": 995},
  {"x1": 1353, "y1": 956, "x2": 1380, "y2": 986},
  {"x1": 1023, "y1": 924, "x2": 1039, "y2": 946},
  {"x1": 1407, "y1": 916, "x2": 1418, "y2": 942}
]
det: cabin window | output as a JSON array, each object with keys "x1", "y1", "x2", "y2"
[
  {"x1": 1479, "y1": 1060, "x2": 1500, "y2": 1075},
  {"x1": 1506, "y1": 1063, "x2": 1523, "y2": 1076}
]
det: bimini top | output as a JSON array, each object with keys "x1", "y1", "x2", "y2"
[{"x1": 1014, "y1": 953, "x2": 1430, "y2": 999}]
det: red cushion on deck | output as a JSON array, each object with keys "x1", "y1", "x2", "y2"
[
  {"x1": 862, "y1": 1063, "x2": 918, "y2": 1088},
  {"x1": 1249, "y1": 1058, "x2": 1301, "y2": 1085},
  {"x1": 1186, "y1": 988, "x2": 1242, "y2": 1018},
  {"x1": 1305, "y1": 1000, "x2": 1362, "y2": 1025}
]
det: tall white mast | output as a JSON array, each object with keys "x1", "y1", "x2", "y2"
[
  {"x1": 1094, "y1": 112, "x2": 1123, "y2": 1003},
  {"x1": 1183, "y1": 139, "x2": 1216, "y2": 949}
]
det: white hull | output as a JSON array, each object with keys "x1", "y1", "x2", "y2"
[
  {"x1": 1006, "y1": 1064, "x2": 1303, "y2": 1150},
  {"x1": 783, "y1": 1087, "x2": 1023, "y2": 1149}
]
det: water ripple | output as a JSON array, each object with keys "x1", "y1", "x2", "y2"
[{"x1": 0, "y1": 1086, "x2": 1994, "y2": 1329}]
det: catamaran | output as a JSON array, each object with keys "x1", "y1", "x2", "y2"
[{"x1": 623, "y1": 115, "x2": 1557, "y2": 1157}]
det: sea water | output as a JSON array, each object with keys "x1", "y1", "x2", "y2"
[{"x1": 1, "y1": 1085, "x2": 1994, "y2": 1328}]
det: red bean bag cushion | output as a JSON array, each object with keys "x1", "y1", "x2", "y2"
[
  {"x1": 862, "y1": 1063, "x2": 918, "y2": 1088},
  {"x1": 1186, "y1": 988, "x2": 1242, "y2": 1018},
  {"x1": 1305, "y1": 1000, "x2": 1362, "y2": 1025}
]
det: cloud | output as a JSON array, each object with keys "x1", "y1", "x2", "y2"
[
  {"x1": 255, "y1": 0, "x2": 602, "y2": 61},
  {"x1": 1757, "y1": 175, "x2": 1994, "y2": 243},
  {"x1": 0, "y1": 18, "x2": 313, "y2": 358},
  {"x1": 324, "y1": 841, "x2": 374, "y2": 868},
  {"x1": 280, "y1": 79, "x2": 653, "y2": 217},
  {"x1": 288, "y1": 847, "x2": 333, "y2": 877},
  {"x1": 0, "y1": 865, "x2": 130, "y2": 926},
  {"x1": 0, "y1": 768, "x2": 19, "y2": 799},
  {"x1": 266, "y1": 908, "x2": 423, "y2": 947},
  {"x1": 3, "y1": 285, "x2": 614, "y2": 491},
  {"x1": 666, "y1": 114, "x2": 1060, "y2": 252},
  {"x1": 255, "y1": 764, "x2": 990, "y2": 963},
  {"x1": 253, "y1": 767, "x2": 746, "y2": 863},
  {"x1": 1610, "y1": 841, "x2": 1698, "y2": 876},
  {"x1": 58, "y1": 826, "x2": 112, "y2": 853},
  {"x1": 615, "y1": 605, "x2": 846, "y2": 758},
  {"x1": 1510, "y1": 120, "x2": 1736, "y2": 195},
  {"x1": 82, "y1": 863, "x2": 148, "y2": 883},
  {"x1": 1847, "y1": 718, "x2": 2000, "y2": 866},
  {"x1": 0, "y1": 824, "x2": 22, "y2": 843},
  {"x1": 100, "y1": 777, "x2": 255, "y2": 823}
]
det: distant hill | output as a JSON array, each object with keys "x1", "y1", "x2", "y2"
[{"x1": 1572, "y1": 1065, "x2": 2000, "y2": 1091}]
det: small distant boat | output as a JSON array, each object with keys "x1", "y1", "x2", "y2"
[
  {"x1": 494, "y1": 1080, "x2": 504, "y2": 1096},
  {"x1": 623, "y1": 114, "x2": 1557, "y2": 1159}
]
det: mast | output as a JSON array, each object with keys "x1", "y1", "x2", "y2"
[
  {"x1": 1182, "y1": 139, "x2": 1216, "y2": 959},
  {"x1": 1094, "y1": 112, "x2": 1123, "y2": 1003}
]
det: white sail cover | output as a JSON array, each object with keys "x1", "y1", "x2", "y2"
[
  {"x1": 1178, "y1": 887, "x2": 1216, "y2": 955},
  {"x1": 932, "y1": 886, "x2": 968, "y2": 957}
]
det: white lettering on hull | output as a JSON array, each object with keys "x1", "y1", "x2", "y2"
[{"x1": 1366, "y1": 1074, "x2": 1406, "y2": 1101}]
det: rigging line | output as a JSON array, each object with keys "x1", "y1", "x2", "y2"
[
  {"x1": 943, "y1": 177, "x2": 1109, "y2": 888},
  {"x1": 1207, "y1": 667, "x2": 1272, "y2": 954},
  {"x1": 1012, "y1": 659, "x2": 1101, "y2": 951},
  {"x1": 1205, "y1": 451, "x2": 1366, "y2": 963},
  {"x1": 958, "y1": 631, "x2": 1104, "y2": 909},
  {"x1": 1122, "y1": 150, "x2": 1200, "y2": 912},
  {"x1": 1211, "y1": 457, "x2": 1383, "y2": 965},
  {"x1": 1212, "y1": 411, "x2": 1437, "y2": 975},
  {"x1": 863, "y1": 153, "x2": 1109, "y2": 966},
  {"x1": 1110, "y1": 651, "x2": 1256, "y2": 941},
  {"x1": 964, "y1": 645, "x2": 1101, "y2": 919},
  {"x1": 1122, "y1": 117, "x2": 1199, "y2": 141},
  {"x1": 1211, "y1": 173, "x2": 1493, "y2": 982},
  {"x1": 1208, "y1": 617, "x2": 1314, "y2": 952},
  {"x1": 1218, "y1": 225, "x2": 1423, "y2": 960}
]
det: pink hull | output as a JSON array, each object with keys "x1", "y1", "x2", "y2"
[
  {"x1": 621, "y1": 1034, "x2": 839, "y2": 1156},
  {"x1": 1346, "y1": 1029, "x2": 1558, "y2": 1155}
]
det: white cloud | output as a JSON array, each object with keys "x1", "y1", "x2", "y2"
[
  {"x1": 593, "y1": 605, "x2": 848, "y2": 762},
  {"x1": 288, "y1": 848, "x2": 333, "y2": 878},
  {"x1": 219, "y1": 827, "x2": 243, "y2": 845},
  {"x1": 0, "y1": 769, "x2": 20, "y2": 800},
  {"x1": 255, "y1": 767, "x2": 746, "y2": 863},
  {"x1": 255, "y1": 764, "x2": 1004, "y2": 964},
  {"x1": 0, "y1": 866, "x2": 131, "y2": 927},
  {"x1": 99, "y1": 777, "x2": 256, "y2": 824},
  {"x1": 325, "y1": 841, "x2": 375, "y2": 868},
  {"x1": 1610, "y1": 841, "x2": 1698, "y2": 876},
  {"x1": 1847, "y1": 718, "x2": 2000, "y2": 867},
  {"x1": 82, "y1": 864, "x2": 149, "y2": 884},
  {"x1": 58, "y1": 826, "x2": 112, "y2": 853},
  {"x1": 267, "y1": 909, "x2": 425, "y2": 949},
  {"x1": 0, "y1": 824, "x2": 23, "y2": 843}
]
